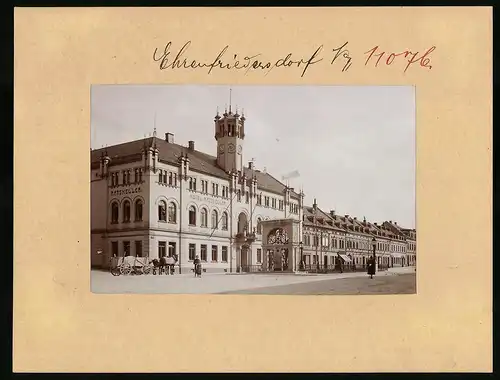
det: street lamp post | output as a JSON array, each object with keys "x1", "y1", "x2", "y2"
[
  {"x1": 370, "y1": 237, "x2": 377, "y2": 279},
  {"x1": 299, "y1": 241, "x2": 304, "y2": 271}
]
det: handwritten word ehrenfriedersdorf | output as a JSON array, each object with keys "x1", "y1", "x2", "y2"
[
  {"x1": 152, "y1": 41, "x2": 436, "y2": 77},
  {"x1": 153, "y1": 41, "x2": 352, "y2": 77}
]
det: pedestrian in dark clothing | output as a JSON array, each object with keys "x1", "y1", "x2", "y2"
[
  {"x1": 367, "y1": 257, "x2": 376, "y2": 279},
  {"x1": 194, "y1": 255, "x2": 202, "y2": 278}
]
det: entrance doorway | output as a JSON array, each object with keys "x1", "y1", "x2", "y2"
[{"x1": 240, "y1": 246, "x2": 249, "y2": 270}]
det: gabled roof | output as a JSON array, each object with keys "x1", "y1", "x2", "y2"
[
  {"x1": 302, "y1": 206, "x2": 345, "y2": 232},
  {"x1": 91, "y1": 136, "x2": 300, "y2": 199}
]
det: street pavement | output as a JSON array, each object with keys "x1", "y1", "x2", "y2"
[
  {"x1": 91, "y1": 266, "x2": 415, "y2": 295},
  {"x1": 221, "y1": 272, "x2": 416, "y2": 295}
]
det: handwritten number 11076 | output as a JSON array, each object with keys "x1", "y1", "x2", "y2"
[{"x1": 364, "y1": 45, "x2": 436, "y2": 72}]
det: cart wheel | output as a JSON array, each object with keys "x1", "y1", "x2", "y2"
[
  {"x1": 143, "y1": 264, "x2": 152, "y2": 275},
  {"x1": 120, "y1": 263, "x2": 132, "y2": 275},
  {"x1": 111, "y1": 267, "x2": 121, "y2": 276}
]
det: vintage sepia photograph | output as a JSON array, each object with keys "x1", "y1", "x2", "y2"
[{"x1": 90, "y1": 85, "x2": 416, "y2": 295}]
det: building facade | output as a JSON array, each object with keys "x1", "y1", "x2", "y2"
[{"x1": 91, "y1": 105, "x2": 416, "y2": 273}]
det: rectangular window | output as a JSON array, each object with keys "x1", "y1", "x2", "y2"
[
  {"x1": 135, "y1": 240, "x2": 143, "y2": 257},
  {"x1": 168, "y1": 172, "x2": 173, "y2": 186},
  {"x1": 168, "y1": 242, "x2": 176, "y2": 257},
  {"x1": 158, "y1": 171, "x2": 163, "y2": 183},
  {"x1": 189, "y1": 177, "x2": 197, "y2": 191},
  {"x1": 201, "y1": 244, "x2": 207, "y2": 262},
  {"x1": 111, "y1": 241, "x2": 118, "y2": 256},
  {"x1": 123, "y1": 241, "x2": 131, "y2": 256},
  {"x1": 257, "y1": 194, "x2": 262, "y2": 205},
  {"x1": 237, "y1": 190, "x2": 241, "y2": 202},
  {"x1": 163, "y1": 171, "x2": 167, "y2": 183},
  {"x1": 257, "y1": 248, "x2": 262, "y2": 263},
  {"x1": 264, "y1": 196, "x2": 270, "y2": 207},
  {"x1": 189, "y1": 244, "x2": 196, "y2": 261},
  {"x1": 158, "y1": 241, "x2": 166, "y2": 258},
  {"x1": 279, "y1": 200, "x2": 284, "y2": 210},
  {"x1": 221, "y1": 246, "x2": 228, "y2": 262},
  {"x1": 245, "y1": 191, "x2": 249, "y2": 203},
  {"x1": 271, "y1": 198, "x2": 276, "y2": 208},
  {"x1": 211, "y1": 245, "x2": 218, "y2": 262}
]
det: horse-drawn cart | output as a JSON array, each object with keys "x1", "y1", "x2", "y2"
[{"x1": 110, "y1": 256, "x2": 153, "y2": 276}]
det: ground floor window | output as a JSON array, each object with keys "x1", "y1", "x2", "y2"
[
  {"x1": 257, "y1": 248, "x2": 262, "y2": 263},
  {"x1": 201, "y1": 244, "x2": 207, "y2": 261},
  {"x1": 123, "y1": 241, "x2": 130, "y2": 256},
  {"x1": 168, "y1": 242, "x2": 176, "y2": 257},
  {"x1": 211, "y1": 245, "x2": 218, "y2": 262},
  {"x1": 189, "y1": 244, "x2": 196, "y2": 261},
  {"x1": 111, "y1": 241, "x2": 118, "y2": 257},
  {"x1": 313, "y1": 255, "x2": 318, "y2": 264},
  {"x1": 158, "y1": 241, "x2": 166, "y2": 258},
  {"x1": 135, "y1": 240, "x2": 142, "y2": 257},
  {"x1": 221, "y1": 246, "x2": 228, "y2": 262}
]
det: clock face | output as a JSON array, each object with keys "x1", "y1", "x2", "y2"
[
  {"x1": 237, "y1": 145, "x2": 242, "y2": 153},
  {"x1": 228, "y1": 143, "x2": 235, "y2": 153},
  {"x1": 219, "y1": 144, "x2": 225, "y2": 153}
]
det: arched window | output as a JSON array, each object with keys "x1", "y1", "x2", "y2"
[
  {"x1": 200, "y1": 208, "x2": 208, "y2": 227},
  {"x1": 134, "y1": 199, "x2": 143, "y2": 221},
  {"x1": 256, "y1": 218, "x2": 262, "y2": 234},
  {"x1": 221, "y1": 212, "x2": 228, "y2": 230},
  {"x1": 158, "y1": 200, "x2": 167, "y2": 221},
  {"x1": 111, "y1": 202, "x2": 119, "y2": 223},
  {"x1": 168, "y1": 202, "x2": 177, "y2": 223},
  {"x1": 237, "y1": 212, "x2": 248, "y2": 234},
  {"x1": 123, "y1": 200, "x2": 131, "y2": 222},
  {"x1": 211, "y1": 210, "x2": 218, "y2": 229},
  {"x1": 188, "y1": 206, "x2": 196, "y2": 226}
]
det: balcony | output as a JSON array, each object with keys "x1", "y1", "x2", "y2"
[{"x1": 235, "y1": 231, "x2": 256, "y2": 244}]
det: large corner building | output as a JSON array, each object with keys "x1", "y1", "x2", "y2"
[{"x1": 91, "y1": 105, "x2": 416, "y2": 273}]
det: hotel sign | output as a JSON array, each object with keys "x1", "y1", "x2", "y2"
[
  {"x1": 190, "y1": 193, "x2": 228, "y2": 206},
  {"x1": 110, "y1": 186, "x2": 142, "y2": 196}
]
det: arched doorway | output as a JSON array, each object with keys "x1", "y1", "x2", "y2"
[{"x1": 266, "y1": 228, "x2": 290, "y2": 272}]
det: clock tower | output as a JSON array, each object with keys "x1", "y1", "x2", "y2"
[{"x1": 214, "y1": 102, "x2": 245, "y2": 173}]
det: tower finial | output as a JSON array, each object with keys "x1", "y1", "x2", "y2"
[
  {"x1": 229, "y1": 87, "x2": 232, "y2": 113},
  {"x1": 153, "y1": 111, "x2": 157, "y2": 137},
  {"x1": 216, "y1": 106, "x2": 219, "y2": 116}
]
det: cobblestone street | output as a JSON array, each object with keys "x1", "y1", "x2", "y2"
[{"x1": 221, "y1": 272, "x2": 416, "y2": 295}]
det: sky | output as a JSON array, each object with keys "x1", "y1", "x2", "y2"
[{"x1": 91, "y1": 85, "x2": 415, "y2": 229}]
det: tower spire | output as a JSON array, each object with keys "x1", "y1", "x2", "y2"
[{"x1": 229, "y1": 87, "x2": 232, "y2": 113}]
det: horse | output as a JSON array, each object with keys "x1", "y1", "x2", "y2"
[{"x1": 149, "y1": 258, "x2": 167, "y2": 275}]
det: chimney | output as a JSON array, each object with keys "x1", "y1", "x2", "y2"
[
  {"x1": 188, "y1": 140, "x2": 195, "y2": 150},
  {"x1": 354, "y1": 217, "x2": 357, "y2": 221},
  {"x1": 330, "y1": 210, "x2": 335, "y2": 217},
  {"x1": 395, "y1": 222, "x2": 398, "y2": 225},
  {"x1": 389, "y1": 220, "x2": 392, "y2": 223},
  {"x1": 248, "y1": 161, "x2": 254, "y2": 170},
  {"x1": 165, "y1": 133, "x2": 174, "y2": 143},
  {"x1": 374, "y1": 223, "x2": 378, "y2": 226},
  {"x1": 345, "y1": 214, "x2": 349, "y2": 218}
]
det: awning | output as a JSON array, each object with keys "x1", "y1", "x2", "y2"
[
  {"x1": 337, "y1": 253, "x2": 351, "y2": 263},
  {"x1": 391, "y1": 253, "x2": 405, "y2": 258}
]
